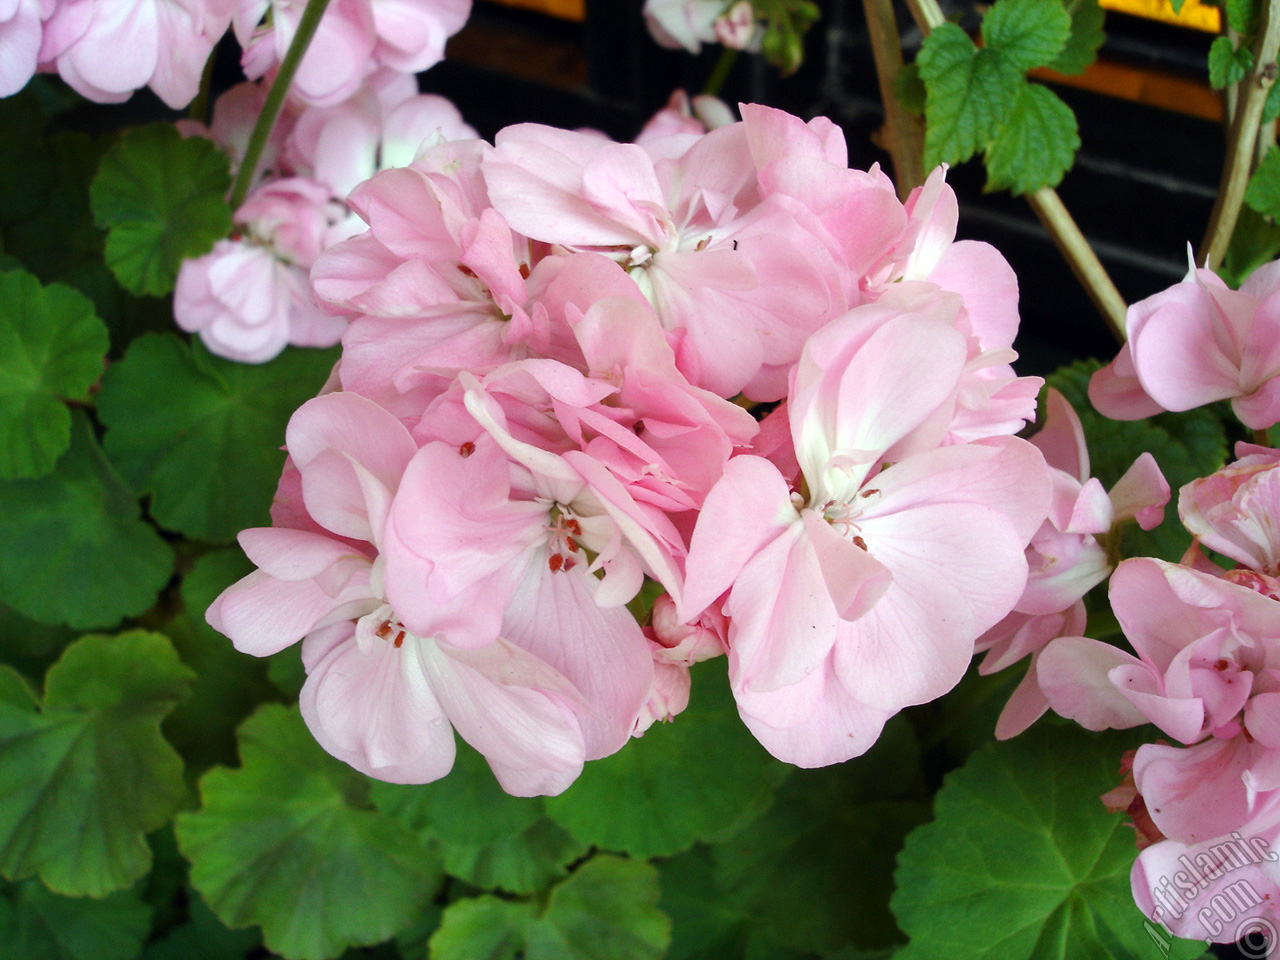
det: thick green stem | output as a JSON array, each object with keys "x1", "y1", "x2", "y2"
[
  {"x1": 228, "y1": 0, "x2": 334, "y2": 211},
  {"x1": 702, "y1": 46, "x2": 740, "y2": 98},
  {"x1": 1200, "y1": 0, "x2": 1280, "y2": 271},
  {"x1": 861, "y1": 0, "x2": 925, "y2": 197},
  {"x1": 901, "y1": 0, "x2": 1128, "y2": 341}
]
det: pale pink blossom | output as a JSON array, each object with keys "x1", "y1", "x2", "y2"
[
  {"x1": 482, "y1": 118, "x2": 842, "y2": 398},
  {"x1": 679, "y1": 294, "x2": 1051, "y2": 765},
  {"x1": 635, "y1": 89, "x2": 735, "y2": 146},
  {"x1": 235, "y1": 0, "x2": 470, "y2": 107},
  {"x1": 40, "y1": 0, "x2": 234, "y2": 108},
  {"x1": 642, "y1": 0, "x2": 721, "y2": 52},
  {"x1": 977, "y1": 388, "x2": 1169, "y2": 739},
  {"x1": 1091, "y1": 259, "x2": 1280, "y2": 430},
  {"x1": 208, "y1": 392, "x2": 649, "y2": 795},
  {"x1": 1180, "y1": 444, "x2": 1280, "y2": 575},
  {"x1": 174, "y1": 179, "x2": 348, "y2": 363},
  {"x1": 0, "y1": 0, "x2": 51, "y2": 97}
]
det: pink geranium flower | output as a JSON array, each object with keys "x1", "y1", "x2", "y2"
[
  {"x1": 679, "y1": 290, "x2": 1050, "y2": 765},
  {"x1": 1091, "y1": 258, "x2": 1280, "y2": 430},
  {"x1": 977, "y1": 388, "x2": 1168, "y2": 739},
  {"x1": 41, "y1": 0, "x2": 234, "y2": 107},
  {"x1": 208, "y1": 392, "x2": 651, "y2": 795}
]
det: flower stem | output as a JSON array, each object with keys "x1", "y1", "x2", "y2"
[
  {"x1": 861, "y1": 0, "x2": 924, "y2": 197},
  {"x1": 228, "y1": 0, "x2": 334, "y2": 211},
  {"x1": 900, "y1": 0, "x2": 1128, "y2": 341},
  {"x1": 188, "y1": 50, "x2": 217, "y2": 124},
  {"x1": 1200, "y1": 0, "x2": 1280, "y2": 271},
  {"x1": 702, "y1": 46, "x2": 740, "y2": 98}
]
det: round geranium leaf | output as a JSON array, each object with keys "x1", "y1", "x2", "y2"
[
  {"x1": 90, "y1": 124, "x2": 231, "y2": 297},
  {"x1": 544, "y1": 663, "x2": 789, "y2": 859},
  {"x1": 176, "y1": 704, "x2": 443, "y2": 960},
  {"x1": 0, "y1": 269, "x2": 107, "y2": 480},
  {"x1": 891, "y1": 726, "x2": 1208, "y2": 960},
  {"x1": 0, "y1": 879, "x2": 153, "y2": 960},
  {"x1": 0, "y1": 631, "x2": 194, "y2": 896},
  {"x1": 0, "y1": 412, "x2": 174, "y2": 629},
  {"x1": 97, "y1": 334, "x2": 338, "y2": 543}
]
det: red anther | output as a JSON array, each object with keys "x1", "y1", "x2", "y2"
[
  {"x1": 393, "y1": 631, "x2": 405, "y2": 648},
  {"x1": 566, "y1": 538, "x2": 579, "y2": 553},
  {"x1": 861, "y1": 488, "x2": 880, "y2": 498},
  {"x1": 566, "y1": 518, "x2": 582, "y2": 535},
  {"x1": 549, "y1": 554, "x2": 564, "y2": 572},
  {"x1": 458, "y1": 264, "x2": 478, "y2": 278},
  {"x1": 376, "y1": 621, "x2": 393, "y2": 639},
  {"x1": 695, "y1": 236, "x2": 710, "y2": 251},
  {"x1": 852, "y1": 535, "x2": 868, "y2": 550},
  {"x1": 519, "y1": 262, "x2": 531, "y2": 279},
  {"x1": 1214, "y1": 658, "x2": 1232, "y2": 671},
  {"x1": 459, "y1": 441, "x2": 476, "y2": 458},
  {"x1": 562, "y1": 557, "x2": 576, "y2": 571}
]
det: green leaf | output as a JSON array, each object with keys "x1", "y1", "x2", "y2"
[
  {"x1": 984, "y1": 83, "x2": 1080, "y2": 194},
  {"x1": 0, "y1": 879, "x2": 152, "y2": 960},
  {"x1": 0, "y1": 632, "x2": 194, "y2": 896},
  {"x1": 0, "y1": 412, "x2": 174, "y2": 629},
  {"x1": 1223, "y1": 204, "x2": 1280, "y2": 287},
  {"x1": 1050, "y1": 0, "x2": 1105, "y2": 75},
  {"x1": 441, "y1": 818, "x2": 588, "y2": 896},
  {"x1": 1209, "y1": 35, "x2": 1253, "y2": 89},
  {"x1": 429, "y1": 897, "x2": 534, "y2": 960},
  {"x1": 525, "y1": 855, "x2": 670, "y2": 960},
  {"x1": 164, "y1": 550, "x2": 274, "y2": 773},
  {"x1": 176, "y1": 704, "x2": 443, "y2": 960},
  {"x1": 1246, "y1": 145, "x2": 1280, "y2": 220},
  {"x1": 1047, "y1": 360, "x2": 1230, "y2": 561},
  {"x1": 895, "y1": 63, "x2": 927, "y2": 116},
  {"x1": 711, "y1": 717, "x2": 929, "y2": 955},
  {"x1": 919, "y1": 23, "x2": 1024, "y2": 168},
  {"x1": 0, "y1": 269, "x2": 108, "y2": 479},
  {"x1": 982, "y1": 0, "x2": 1073, "y2": 72},
  {"x1": 373, "y1": 742, "x2": 544, "y2": 848},
  {"x1": 90, "y1": 124, "x2": 231, "y2": 297},
  {"x1": 1264, "y1": 74, "x2": 1280, "y2": 124},
  {"x1": 97, "y1": 335, "x2": 339, "y2": 542},
  {"x1": 891, "y1": 726, "x2": 1208, "y2": 960},
  {"x1": 143, "y1": 891, "x2": 260, "y2": 960},
  {"x1": 1225, "y1": 0, "x2": 1255, "y2": 35},
  {"x1": 544, "y1": 663, "x2": 789, "y2": 859},
  {"x1": 373, "y1": 742, "x2": 584, "y2": 894}
]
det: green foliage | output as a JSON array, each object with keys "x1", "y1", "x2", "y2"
[
  {"x1": 984, "y1": 83, "x2": 1080, "y2": 195},
  {"x1": 918, "y1": 0, "x2": 1079, "y2": 193},
  {"x1": 1209, "y1": 35, "x2": 1253, "y2": 89},
  {"x1": 1224, "y1": 0, "x2": 1256, "y2": 34},
  {"x1": 1047, "y1": 360, "x2": 1230, "y2": 561},
  {"x1": 755, "y1": 0, "x2": 823, "y2": 75},
  {"x1": 710, "y1": 717, "x2": 929, "y2": 955},
  {"x1": 176, "y1": 704, "x2": 443, "y2": 960},
  {"x1": 374, "y1": 743, "x2": 586, "y2": 895},
  {"x1": 0, "y1": 413, "x2": 174, "y2": 629},
  {"x1": 142, "y1": 891, "x2": 260, "y2": 960},
  {"x1": 0, "y1": 879, "x2": 152, "y2": 960},
  {"x1": 90, "y1": 124, "x2": 232, "y2": 297},
  {"x1": 431, "y1": 855, "x2": 670, "y2": 960},
  {"x1": 1245, "y1": 144, "x2": 1280, "y2": 220},
  {"x1": 895, "y1": 63, "x2": 927, "y2": 116},
  {"x1": 0, "y1": 269, "x2": 108, "y2": 480},
  {"x1": 1049, "y1": 0, "x2": 1105, "y2": 75},
  {"x1": 891, "y1": 726, "x2": 1207, "y2": 960},
  {"x1": 544, "y1": 663, "x2": 789, "y2": 859},
  {"x1": 0, "y1": 632, "x2": 193, "y2": 896},
  {"x1": 97, "y1": 335, "x2": 339, "y2": 542}
]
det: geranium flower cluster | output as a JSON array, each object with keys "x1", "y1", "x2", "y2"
[
  {"x1": 176, "y1": 73, "x2": 475, "y2": 361},
  {"x1": 207, "y1": 102, "x2": 1057, "y2": 795},
  {"x1": 1031, "y1": 312, "x2": 1280, "y2": 943},
  {"x1": 0, "y1": 0, "x2": 468, "y2": 105}
]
